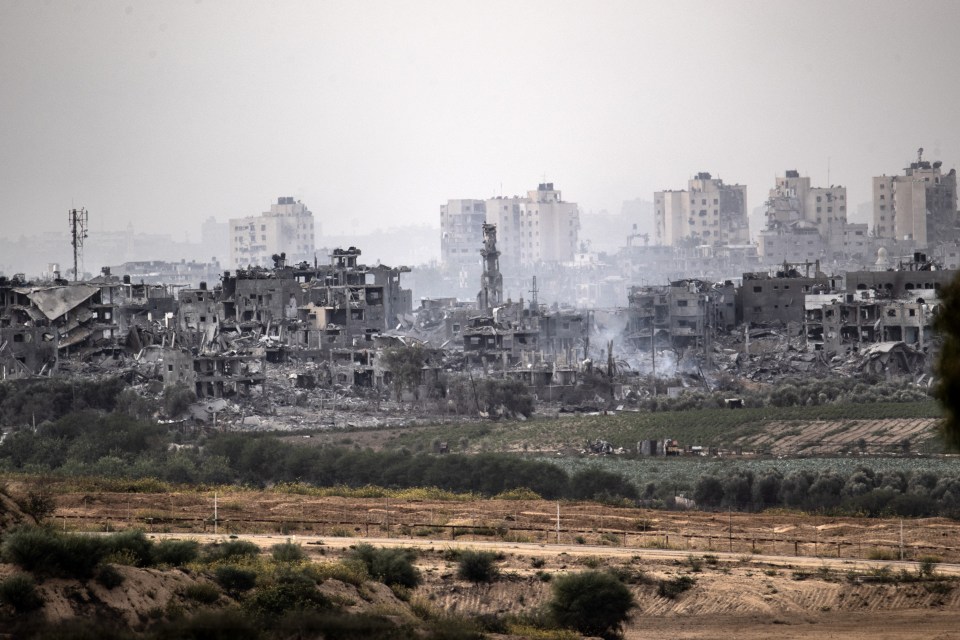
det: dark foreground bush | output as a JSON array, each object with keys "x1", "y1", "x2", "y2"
[
  {"x1": 0, "y1": 572, "x2": 44, "y2": 613},
  {"x1": 152, "y1": 539, "x2": 200, "y2": 566},
  {"x1": 657, "y1": 575, "x2": 696, "y2": 599},
  {"x1": 548, "y1": 571, "x2": 634, "y2": 639},
  {"x1": 96, "y1": 564, "x2": 125, "y2": 589},
  {"x1": 214, "y1": 565, "x2": 258, "y2": 594},
  {"x1": 150, "y1": 609, "x2": 261, "y2": 640},
  {"x1": 1, "y1": 526, "x2": 106, "y2": 579},
  {"x1": 456, "y1": 550, "x2": 500, "y2": 583},
  {"x1": 182, "y1": 582, "x2": 220, "y2": 604},
  {"x1": 276, "y1": 610, "x2": 418, "y2": 640},
  {"x1": 349, "y1": 544, "x2": 421, "y2": 589}
]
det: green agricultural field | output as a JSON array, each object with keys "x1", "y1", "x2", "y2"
[{"x1": 384, "y1": 400, "x2": 943, "y2": 454}]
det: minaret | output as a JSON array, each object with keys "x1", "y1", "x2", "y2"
[{"x1": 477, "y1": 223, "x2": 503, "y2": 311}]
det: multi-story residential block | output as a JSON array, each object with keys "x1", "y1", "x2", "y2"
[
  {"x1": 441, "y1": 184, "x2": 580, "y2": 270},
  {"x1": 654, "y1": 172, "x2": 749, "y2": 247},
  {"x1": 484, "y1": 196, "x2": 526, "y2": 270},
  {"x1": 440, "y1": 199, "x2": 486, "y2": 268},
  {"x1": 229, "y1": 197, "x2": 317, "y2": 269},
  {"x1": 517, "y1": 183, "x2": 580, "y2": 265},
  {"x1": 873, "y1": 151, "x2": 958, "y2": 247}
]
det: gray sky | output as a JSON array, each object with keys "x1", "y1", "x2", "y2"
[{"x1": 2, "y1": 0, "x2": 959, "y2": 243}]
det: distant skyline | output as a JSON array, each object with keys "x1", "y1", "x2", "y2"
[{"x1": 2, "y1": 0, "x2": 959, "y2": 243}]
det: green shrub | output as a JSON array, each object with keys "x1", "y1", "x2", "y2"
[
  {"x1": 214, "y1": 565, "x2": 258, "y2": 594},
  {"x1": 243, "y1": 572, "x2": 329, "y2": 621},
  {"x1": 548, "y1": 571, "x2": 634, "y2": 639},
  {"x1": 103, "y1": 529, "x2": 153, "y2": 567},
  {"x1": 657, "y1": 575, "x2": 696, "y2": 599},
  {"x1": 96, "y1": 564, "x2": 126, "y2": 589},
  {"x1": 152, "y1": 539, "x2": 201, "y2": 566},
  {"x1": 1, "y1": 526, "x2": 105, "y2": 579},
  {"x1": 918, "y1": 556, "x2": 940, "y2": 578},
  {"x1": 204, "y1": 540, "x2": 260, "y2": 563},
  {"x1": 182, "y1": 583, "x2": 220, "y2": 604},
  {"x1": 271, "y1": 541, "x2": 306, "y2": 563},
  {"x1": 456, "y1": 550, "x2": 500, "y2": 583},
  {"x1": 349, "y1": 544, "x2": 421, "y2": 589},
  {"x1": 0, "y1": 573, "x2": 44, "y2": 613}
]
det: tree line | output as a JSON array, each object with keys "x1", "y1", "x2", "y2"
[{"x1": 0, "y1": 410, "x2": 635, "y2": 502}]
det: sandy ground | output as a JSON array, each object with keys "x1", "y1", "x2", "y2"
[{"x1": 47, "y1": 489, "x2": 960, "y2": 563}]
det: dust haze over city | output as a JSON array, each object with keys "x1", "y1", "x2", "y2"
[
  {"x1": 2, "y1": 1, "x2": 960, "y2": 272},
  {"x1": 5, "y1": 2, "x2": 960, "y2": 639}
]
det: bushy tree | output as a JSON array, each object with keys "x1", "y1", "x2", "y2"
[
  {"x1": 162, "y1": 383, "x2": 197, "y2": 418},
  {"x1": 569, "y1": 468, "x2": 637, "y2": 502},
  {"x1": 936, "y1": 272, "x2": 960, "y2": 450},
  {"x1": 548, "y1": 571, "x2": 634, "y2": 639},
  {"x1": 381, "y1": 345, "x2": 426, "y2": 403}
]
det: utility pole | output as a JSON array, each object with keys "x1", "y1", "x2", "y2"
[{"x1": 68, "y1": 207, "x2": 88, "y2": 281}]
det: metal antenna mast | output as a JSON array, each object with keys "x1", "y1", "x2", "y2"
[{"x1": 68, "y1": 207, "x2": 88, "y2": 281}]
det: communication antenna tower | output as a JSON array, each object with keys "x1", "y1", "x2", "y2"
[{"x1": 68, "y1": 207, "x2": 88, "y2": 281}]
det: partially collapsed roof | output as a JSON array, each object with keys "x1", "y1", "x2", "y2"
[{"x1": 15, "y1": 285, "x2": 99, "y2": 321}]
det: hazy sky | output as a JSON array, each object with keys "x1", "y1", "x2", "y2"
[{"x1": 2, "y1": 0, "x2": 959, "y2": 243}]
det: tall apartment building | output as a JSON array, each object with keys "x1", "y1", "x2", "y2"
[
  {"x1": 654, "y1": 172, "x2": 749, "y2": 247},
  {"x1": 516, "y1": 183, "x2": 580, "y2": 265},
  {"x1": 229, "y1": 197, "x2": 317, "y2": 269},
  {"x1": 873, "y1": 152, "x2": 958, "y2": 248},
  {"x1": 758, "y1": 170, "x2": 847, "y2": 261},
  {"x1": 440, "y1": 199, "x2": 486, "y2": 268},
  {"x1": 441, "y1": 184, "x2": 580, "y2": 270}
]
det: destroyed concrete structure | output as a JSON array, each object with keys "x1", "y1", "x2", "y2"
[
  {"x1": 758, "y1": 170, "x2": 848, "y2": 263},
  {"x1": 626, "y1": 279, "x2": 737, "y2": 351}
]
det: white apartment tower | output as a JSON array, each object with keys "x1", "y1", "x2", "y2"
[
  {"x1": 654, "y1": 172, "x2": 749, "y2": 247},
  {"x1": 516, "y1": 183, "x2": 580, "y2": 266},
  {"x1": 873, "y1": 150, "x2": 958, "y2": 248},
  {"x1": 229, "y1": 197, "x2": 317, "y2": 269}
]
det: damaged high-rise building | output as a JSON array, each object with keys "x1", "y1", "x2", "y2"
[
  {"x1": 654, "y1": 172, "x2": 749, "y2": 248},
  {"x1": 229, "y1": 197, "x2": 318, "y2": 269},
  {"x1": 758, "y1": 170, "x2": 848, "y2": 263}
]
